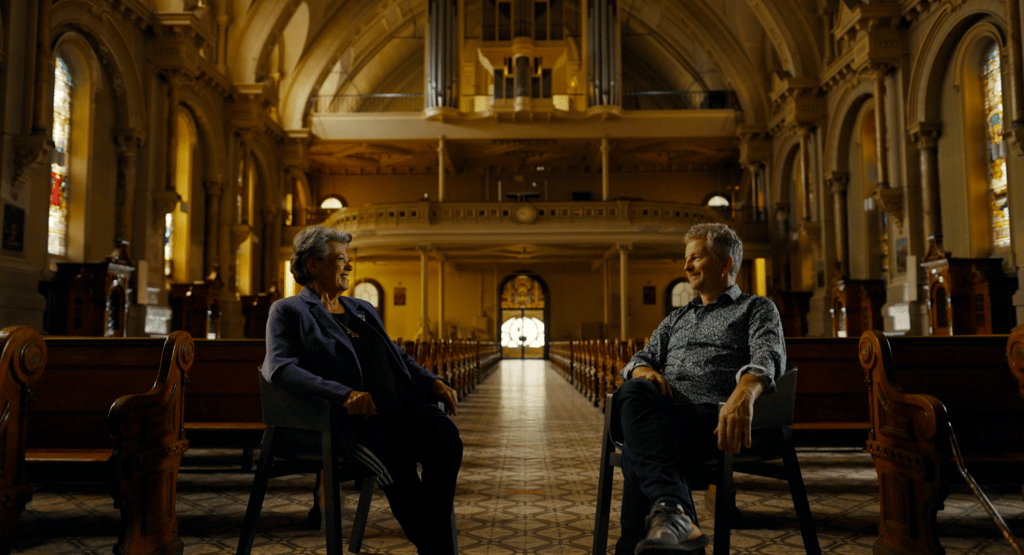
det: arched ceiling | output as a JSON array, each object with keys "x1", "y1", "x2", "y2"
[{"x1": 223, "y1": 0, "x2": 822, "y2": 130}]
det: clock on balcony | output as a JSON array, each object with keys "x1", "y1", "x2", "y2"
[{"x1": 512, "y1": 203, "x2": 538, "y2": 224}]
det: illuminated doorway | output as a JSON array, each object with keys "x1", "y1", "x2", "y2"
[{"x1": 499, "y1": 274, "x2": 548, "y2": 359}]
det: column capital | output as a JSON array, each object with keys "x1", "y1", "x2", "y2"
[
  {"x1": 616, "y1": 243, "x2": 632, "y2": 253},
  {"x1": 908, "y1": 121, "x2": 942, "y2": 149},
  {"x1": 114, "y1": 128, "x2": 146, "y2": 153},
  {"x1": 825, "y1": 171, "x2": 850, "y2": 193},
  {"x1": 203, "y1": 178, "x2": 224, "y2": 198}
]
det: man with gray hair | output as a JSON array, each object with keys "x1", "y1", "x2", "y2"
[{"x1": 615, "y1": 223, "x2": 786, "y2": 555}]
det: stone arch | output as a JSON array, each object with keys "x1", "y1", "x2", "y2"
[
  {"x1": 620, "y1": 1, "x2": 771, "y2": 124},
  {"x1": 228, "y1": 0, "x2": 306, "y2": 83},
  {"x1": 907, "y1": 1, "x2": 1005, "y2": 127},
  {"x1": 280, "y1": 1, "x2": 427, "y2": 129},
  {"x1": 51, "y1": 1, "x2": 146, "y2": 132},
  {"x1": 824, "y1": 81, "x2": 875, "y2": 174},
  {"x1": 176, "y1": 88, "x2": 229, "y2": 179},
  {"x1": 738, "y1": 0, "x2": 820, "y2": 78}
]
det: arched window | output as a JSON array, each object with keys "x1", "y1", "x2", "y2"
[
  {"x1": 166, "y1": 110, "x2": 198, "y2": 282},
  {"x1": 665, "y1": 277, "x2": 695, "y2": 316},
  {"x1": 706, "y1": 194, "x2": 729, "y2": 208},
  {"x1": 982, "y1": 44, "x2": 1010, "y2": 249},
  {"x1": 353, "y1": 279, "x2": 384, "y2": 320},
  {"x1": 48, "y1": 57, "x2": 72, "y2": 256},
  {"x1": 320, "y1": 196, "x2": 345, "y2": 210}
]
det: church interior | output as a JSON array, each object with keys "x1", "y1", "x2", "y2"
[{"x1": 2, "y1": 0, "x2": 1024, "y2": 554}]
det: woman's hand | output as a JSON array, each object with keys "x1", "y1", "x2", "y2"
[
  {"x1": 342, "y1": 390, "x2": 377, "y2": 417},
  {"x1": 431, "y1": 379, "x2": 459, "y2": 416}
]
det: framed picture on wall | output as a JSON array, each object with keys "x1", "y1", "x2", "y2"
[
  {"x1": 643, "y1": 286, "x2": 656, "y2": 305},
  {"x1": 394, "y1": 286, "x2": 406, "y2": 306}
]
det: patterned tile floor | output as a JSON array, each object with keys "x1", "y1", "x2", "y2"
[{"x1": 12, "y1": 359, "x2": 1024, "y2": 554}]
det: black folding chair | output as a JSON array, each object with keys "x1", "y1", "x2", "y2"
[
  {"x1": 592, "y1": 367, "x2": 821, "y2": 555},
  {"x1": 237, "y1": 373, "x2": 376, "y2": 554}
]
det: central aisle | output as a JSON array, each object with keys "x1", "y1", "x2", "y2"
[
  {"x1": 353, "y1": 358, "x2": 615, "y2": 555},
  {"x1": 452, "y1": 359, "x2": 611, "y2": 554}
]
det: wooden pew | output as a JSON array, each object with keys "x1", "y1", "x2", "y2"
[
  {"x1": 0, "y1": 326, "x2": 46, "y2": 555},
  {"x1": 859, "y1": 330, "x2": 1023, "y2": 555},
  {"x1": 185, "y1": 339, "x2": 266, "y2": 468},
  {"x1": 554, "y1": 335, "x2": 869, "y2": 444},
  {"x1": 786, "y1": 337, "x2": 869, "y2": 445},
  {"x1": 26, "y1": 332, "x2": 193, "y2": 555},
  {"x1": 1008, "y1": 324, "x2": 1024, "y2": 504}
]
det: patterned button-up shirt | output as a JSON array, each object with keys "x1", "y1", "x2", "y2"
[{"x1": 620, "y1": 284, "x2": 786, "y2": 405}]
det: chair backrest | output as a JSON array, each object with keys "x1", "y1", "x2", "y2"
[
  {"x1": 608, "y1": 364, "x2": 798, "y2": 446},
  {"x1": 258, "y1": 371, "x2": 333, "y2": 432},
  {"x1": 750, "y1": 364, "x2": 797, "y2": 430}
]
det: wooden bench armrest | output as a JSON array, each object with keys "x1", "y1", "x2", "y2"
[
  {"x1": 1008, "y1": 324, "x2": 1024, "y2": 401},
  {"x1": 0, "y1": 326, "x2": 46, "y2": 555}
]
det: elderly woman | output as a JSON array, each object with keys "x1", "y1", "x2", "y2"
[{"x1": 262, "y1": 225, "x2": 462, "y2": 555}]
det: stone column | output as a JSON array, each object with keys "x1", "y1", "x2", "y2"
[
  {"x1": 798, "y1": 126, "x2": 812, "y2": 221},
  {"x1": 261, "y1": 206, "x2": 277, "y2": 293},
  {"x1": 419, "y1": 245, "x2": 430, "y2": 339},
  {"x1": 910, "y1": 123, "x2": 943, "y2": 239},
  {"x1": 438, "y1": 137, "x2": 447, "y2": 202},
  {"x1": 115, "y1": 130, "x2": 144, "y2": 243},
  {"x1": 618, "y1": 244, "x2": 630, "y2": 340},
  {"x1": 601, "y1": 137, "x2": 611, "y2": 201},
  {"x1": 31, "y1": 0, "x2": 54, "y2": 134},
  {"x1": 438, "y1": 260, "x2": 446, "y2": 339},
  {"x1": 203, "y1": 177, "x2": 223, "y2": 276},
  {"x1": 827, "y1": 172, "x2": 850, "y2": 276},
  {"x1": 872, "y1": 67, "x2": 891, "y2": 189},
  {"x1": 603, "y1": 259, "x2": 611, "y2": 331}
]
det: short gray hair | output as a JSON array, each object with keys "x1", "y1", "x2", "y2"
[
  {"x1": 685, "y1": 223, "x2": 743, "y2": 281},
  {"x1": 290, "y1": 225, "x2": 352, "y2": 286}
]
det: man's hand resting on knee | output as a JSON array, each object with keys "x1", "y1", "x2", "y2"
[
  {"x1": 630, "y1": 366, "x2": 673, "y2": 397},
  {"x1": 715, "y1": 373, "x2": 767, "y2": 454}
]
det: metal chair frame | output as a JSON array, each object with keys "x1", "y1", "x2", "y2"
[{"x1": 592, "y1": 367, "x2": 821, "y2": 555}]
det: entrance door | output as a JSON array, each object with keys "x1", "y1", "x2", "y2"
[
  {"x1": 500, "y1": 309, "x2": 545, "y2": 359},
  {"x1": 499, "y1": 274, "x2": 547, "y2": 359}
]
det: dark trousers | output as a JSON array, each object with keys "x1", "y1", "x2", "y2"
[
  {"x1": 616, "y1": 379, "x2": 719, "y2": 555},
  {"x1": 351, "y1": 407, "x2": 463, "y2": 555}
]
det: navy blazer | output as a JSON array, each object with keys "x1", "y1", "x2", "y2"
[{"x1": 262, "y1": 286, "x2": 443, "y2": 402}]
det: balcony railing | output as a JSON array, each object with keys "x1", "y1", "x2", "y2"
[
  {"x1": 308, "y1": 91, "x2": 739, "y2": 114},
  {"x1": 622, "y1": 90, "x2": 740, "y2": 111},
  {"x1": 308, "y1": 200, "x2": 769, "y2": 245},
  {"x1": 308, "y1": 93, "x2": 424, "y2": 113}
]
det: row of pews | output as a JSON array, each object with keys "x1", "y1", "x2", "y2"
[
  {"x1": 0, "y1": 326, "x2": 500, "y2": 555},
  {"x1": 554, "y1": 331, "x2": 1024, "y2": 555}
]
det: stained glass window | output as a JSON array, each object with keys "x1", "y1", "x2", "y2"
[
  {"x1": 354, "y1": 281, "x2": 380, "y2": 310},
  {"x1": 49, "y1": 57, "x2": 72, "y2": 256},
  {"x1": 983, "y1": 44, "x2": 1010, "y2": 249}
]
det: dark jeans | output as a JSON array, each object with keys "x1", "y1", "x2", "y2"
[
  {"x1": 616, "y1": 379, "x2": 719, "y2": 555},
  {"x1": 351, "y1": 407, "x2": 463, "y2": 555}
]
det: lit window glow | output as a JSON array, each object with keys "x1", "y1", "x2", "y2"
[
  {"x1": 501, "y1": 316, "x2": 545, "y2": 349},
  {"x1": 983, "y1": 44, "x2": 1010, "y2": 249},
  {"x1": 49, "y1": 57, "x2": 72, "y2": 256}
]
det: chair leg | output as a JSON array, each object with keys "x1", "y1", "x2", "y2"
[
  {"x1": 236, "y1": 428, "x2": 277, "y2": 555},
  {"x1": 451, "y1": 506, "x2": 459, "y2": 555},
  {"x1": 713, "y1": 450, "x2": 735, "y2": 555},
  {"x1": 323, "y1": 431, "x2": 343, "y2": 555},
  {"x1": 348, "y1": 476, "x2": 375, "y2": 553},
  {"x1": 307, "y1": 470, "x2": 323, "y2": 530},
  {"x1": 592, "y1": 413, "x2": 617, "y2": 555},
  {"x1": 780, "y1": 427, "x2": 821, "y2": 555}
]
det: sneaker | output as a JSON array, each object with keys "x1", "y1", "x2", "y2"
[{"x1": 635, "y1": 503, "x2": 711, "y2": 555}]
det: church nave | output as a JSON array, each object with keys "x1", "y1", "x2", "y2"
[{"x1": 12, "y1": 360, "x2": 1022, "y2": 555}]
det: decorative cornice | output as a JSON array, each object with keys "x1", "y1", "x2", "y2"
[
  {"x1": 908, "y1": 121, "x2": 943, "y2": 150},
  {"x1": 768, "y1": 75, "x2": 825, "y2": 135},
  {"x1": 825, "y1": 171, "x2": 850, "y2": 194},
  {"x1": 873, "y1": 186, "x2": 905, "y2": 232}
]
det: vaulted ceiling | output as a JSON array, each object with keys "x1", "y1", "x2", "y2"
[{"x1": 224, "y1": 0, "x2": 822, "y2": 127}]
